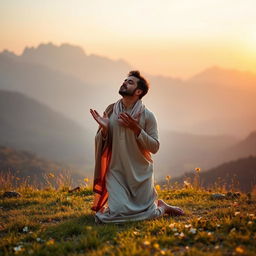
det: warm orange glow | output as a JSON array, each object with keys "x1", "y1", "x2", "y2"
[{"x1": 1, "y1": 1, "x2": 256, "y2": 78}]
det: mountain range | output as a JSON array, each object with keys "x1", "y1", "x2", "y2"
[
  {"x1": 0, "y1": 42, "x2": 255, "y2": 179},
  {"x1": 1, "y1": 43, "x2": 256, "y2": 138},
  {"x1": 0, "y1": 89, "x2": 255, "y2": 179}
]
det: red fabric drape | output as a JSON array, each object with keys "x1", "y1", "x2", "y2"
[{"x1": 91, "y1": 145, "x2": 112, "y2": 212}]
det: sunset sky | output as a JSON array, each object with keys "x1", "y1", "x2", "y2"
[{"x1": 1, "y1": 0, "x2": 256, "y2": 78}]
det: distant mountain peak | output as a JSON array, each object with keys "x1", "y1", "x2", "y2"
[
  {"x1": 0, "y1": 49, "x2": 17, "y2": 59},
  {"x1": 195, "y1": 65, "x2": 256, "y2": 78},
  {"x1": 245, "y1": 130, "x2": 256, "y2": 141},
  {"x1": 22, "y1": 42, "x2": 86, "y2": 59}
]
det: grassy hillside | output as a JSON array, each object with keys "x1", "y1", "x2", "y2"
[{"x1": 1, "y1": 180, "x2": 255, "y2": 255}]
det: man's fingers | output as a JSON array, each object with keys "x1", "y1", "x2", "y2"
[
  {"x1": 119, "y1": 114, "x2": 130, "y2": 122},
  {"x1": 90, "y1": 109, "x2": 102, "y2": 120},
  {"x1": 90, "y1": 109, "x2": 99, "y2": 116},
  {"x1": 91, "y1": 109, "x2": 100, "y2": 118},
  {"x1": 124, "y1": 113, "x2": 140, "y2": 123},
  {"x1": 90, "y1": 109, "x2": 96, "y2": 118},
  {"x1": 94, "y1": 110, "x2": 100, "y2": 117},
  {"x1": 124, "y1": 113, "x2": 134, "y2": 121},
  {"x1": 90, "y1": 109, "x2": 102, "y2": 126},
  {"x1": 90, "y1": 109, "x2": 96, "y2": 116},
  {"x1": 119, "y1": 114, "x2": 129, "y2": 122},
  {"x1": 121, "y1": 113, "x2": 138, "y2": 125},
  {"x1": 119, "y1": 115, "x2": 130, "y2": 125},
  {"x1": 90, "y1": 110, "x2": 98, "y2": 120}
]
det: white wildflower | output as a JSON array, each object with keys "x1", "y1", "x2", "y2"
[
  {"x1": 22, "y1": 226, "x2": 28, "y2": 232},
  {"x1": 179, "y1": 232, "x2": 185, "y2": 238},
  {"x1": 189, "y1": 228, "x2": 197, "y2": 234},
  {"x1": 13, "y1": 245, "x2": 24, "y2": 252}
]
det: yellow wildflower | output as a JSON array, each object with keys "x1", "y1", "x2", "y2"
[
  {"x1": 85, "y1": 226, "x2": 92, "y2": 231},
  {"x1": 155, "y1": 185, "x2": 161, "y2": 191},
  {"x1": 46, "y1": 239, "x2": 55, "y2": 246},
  {"x1": 235, "y1": 246, "x2": 245, "y2": 254},
  {"x1": 142, "y1": 240, "x2": 150, "y2": 248},
  {"x1": 165, "y1": 175, "x2": 171, "y2": 181},
  {"x1": 195, "y1": 167, "x2": 201, "y2": 173},
  {"x1": 84, "y1": 178, "x2": 89, "y2": 183},
  {"x1": 153, "y1": 243, "x2": 160, "y2": 250},
  {"x1": 48, "y1": 173, "x2": 55, "y2": 178}
]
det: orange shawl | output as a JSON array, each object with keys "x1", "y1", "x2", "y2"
[{"x1": 91, "y1": 104, "x2": 114, "y2": 212}]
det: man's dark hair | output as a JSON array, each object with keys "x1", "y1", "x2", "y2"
[{"x1": 128, "y1": 70, "x2": 149, "y2": 99}]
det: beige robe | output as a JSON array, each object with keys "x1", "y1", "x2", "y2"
[{"x1": 94, "y1": 104, "x2": 164, "y2": 223}]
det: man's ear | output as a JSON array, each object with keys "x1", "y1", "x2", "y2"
[{"x1": 135, "y1": 89, "x2": 143, "y2": 97}]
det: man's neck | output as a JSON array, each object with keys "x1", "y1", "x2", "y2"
[{"x1": 121, "y1": 97, "x2": 139, "y2": 110}]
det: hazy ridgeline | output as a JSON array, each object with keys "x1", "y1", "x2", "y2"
[{"x1": 0, "y1": 43, "x2": 255, "y2": 189}]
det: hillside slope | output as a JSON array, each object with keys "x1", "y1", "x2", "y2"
[
  {"x1": 0, "y1": 90, "x2": 92, "y2": 168},
  {"x1": 172, "y1": 155, "x2": 256, "y2": 192},
  {"x1": 0, "y1": 145, "x2": 84, "y2": 188}
]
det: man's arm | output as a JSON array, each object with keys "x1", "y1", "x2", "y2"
[
  {"x1": 135, "y1": 111, "x2": 160, "y2": 154},
  {"x1": 119, "y1": 110, "x2": 160, "y2": 154}
]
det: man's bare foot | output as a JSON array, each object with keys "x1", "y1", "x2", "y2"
[{"x1": 158, "y1": 199, "x2": 185, "y2": 216}]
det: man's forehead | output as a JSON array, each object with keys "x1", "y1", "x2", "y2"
[{"x1": 125, "y1": 76, "x2": 139, "y2": 82}]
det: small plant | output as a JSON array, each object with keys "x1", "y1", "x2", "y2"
[
  {"x1": 183, "y1": 180, "x2": 192, "y2": 189},
  {"x1": 165, "y1": 175, "x2": 171, "y2": 191},
  {"x1": 193, "y1": 167, "x2": 201, "y2": 190}
]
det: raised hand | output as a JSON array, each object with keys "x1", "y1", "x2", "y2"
[
  {"x1": 90, "y1": 109, "x2": 109, "y2": 136},
  {"x1": 119, "y1": 112, "x2": 141, "y2": 136}
]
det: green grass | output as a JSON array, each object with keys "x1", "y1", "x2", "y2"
[{"x1": 0, "y1": 187, "x2": 256, "y2": 256}]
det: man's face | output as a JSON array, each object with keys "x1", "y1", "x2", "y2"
[{"x1": 119, "y1": 76, "x2": 140, "y2": 97}]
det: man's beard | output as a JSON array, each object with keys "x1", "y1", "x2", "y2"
[{"x1": 118, "y1": 86, "x2": 137, "y2": 97}]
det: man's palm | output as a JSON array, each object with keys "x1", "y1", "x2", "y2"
[{"x1": 90, "y1": 109, "x2": 109, "y2": 129}]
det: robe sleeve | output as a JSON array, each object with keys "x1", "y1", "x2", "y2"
[{"x1": 136, "y1": 110, "x2": 160, "y2": 154}]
